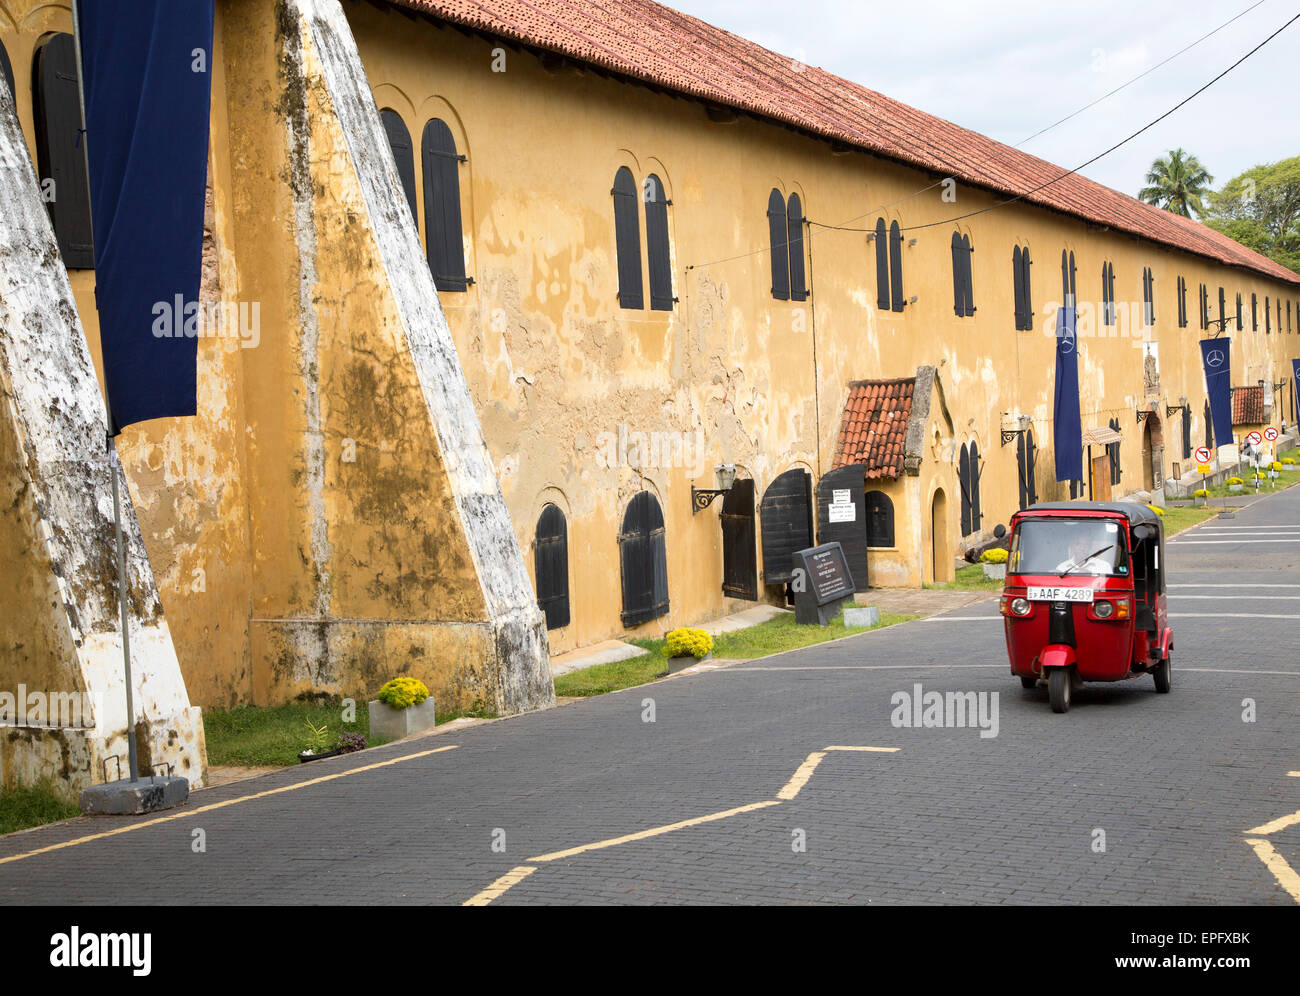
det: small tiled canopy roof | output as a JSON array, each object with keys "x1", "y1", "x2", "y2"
[
  {"x1": 833, "y1": 378, "x2": 914, "y2": 478},
  {"x1": 391, "y1": 0, "x2": 1300, "y2": 284},
  {"x1": 1232, "y1": 385, "x2": 1265, "y2": 425}
]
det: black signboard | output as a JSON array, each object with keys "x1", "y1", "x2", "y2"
[{"x1": 791, "y1": 541, "x2": 856, "y2": 625}]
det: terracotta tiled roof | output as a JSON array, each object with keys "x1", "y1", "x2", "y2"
[
  {"x1": 833, "y1": 378, "x2": 914, "y2": 478},
  {"x1": 1232, "y1": 385, "x2": 1265, "y2": 425},
  {"x1": 390, "y1": 0, "x2": 1300, "y2": 285}
]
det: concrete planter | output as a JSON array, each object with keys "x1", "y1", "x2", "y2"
[
  {"x1": 1194, "y1": 496, "x2": 1207, "y2": 507},
  {"x1": 1228, "y1": 484, "x2": 1243, "y2": 493},
  {"x1": 667, "y1": 652, "x2": 711, "y2": 674},
  {"x1": 368, "y1": 697, "x2": 437, "y2": 741},
  {"x1": 982, "y1": 563, "x2": 1006, "y2": 580}
]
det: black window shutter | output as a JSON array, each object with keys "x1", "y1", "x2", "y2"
[
  {"x1": 379, "y1": 110, "x2": 418, "y2": 225},
  {"x1": 1101, "y1": 263, "x2": 1110, "y2": 324},
  {"x1": 1021, "y1": 247, "x2": 1032, "y2": 329},
  {"x1": 1012, "y1": 247, "x2": 1025, "y2": 329},
  {"x1": 874, "y1": 218, "x2": 889, "y2": 310},
  {"x1": 720, "y1": 479, "x2": 758, "y2": 600},
  {"x1": 1204, "y1": 401, "x2": 1213, "y2": 448},
  {"x1": 969, "y1": 441, "x2": 982, "y2": 528},
  {"x1": 889, "y1": 221, "x2": 904, "y2": 311},
  {"x1": 958, "y1": 444, "x2": 971, "y2": 535},
  {"x1": 534, "y1": 504, "x2": 570, "y2": 630},
  {"x1": 644, "y1": 173, "x2": 673, "y2": 311},
  {"x1": 1219, "y1": 286, "x2": 1226, "y2": 326},
  {"x1": 952, "y1": 232, "x2": 965, "y2": 317},
  {"x1": 1060, "y1": 250, "x2": 1070, "y2": 307},
  {"x1": 34, "y1": 34, "x2": 93, "y2": 269},
  {"x1": 1016, "y1": 433, "x2": 1028, "y2": 511},
  {"x1": 619, "y1": 492, "x2": 667, "y2": 625},
  {"x1": 1236, "y1": 292, "x2": 1243, "y2": 330},
  {"x1": 787, "y1": 193, "x2": 806, "y2": 301},
  {"x1": 767, "y1": 188, "x2": 789, "y2": 301},
  {"x1": 1068, "y1": 252, "x2": 1077, "y2": 302},
  {"x1": 1026, "y1": 430, "x2": 1038, "y2": 506},
  {"x1": 421, "y1": 119, "x2": 468, "y2": 292},
  {"x1": 963, "y1": 235, "x2": 974, "y2": 316},
  {"x1": 612, "y1": 167, "x2": 643, "y2": 309},
  {"x1": 1266, "y1": 296, "x2": 1271, "y2": 333},
  {"x1": 1181, "y1": 405, "x2": 1191, "y2": 461},
  {"x1": 0, "y1": 38, "x2": 14, "y2": 106}
]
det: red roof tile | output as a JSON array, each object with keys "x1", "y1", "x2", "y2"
[
  {"x1": 391, "y1": 0, "x2": 1299, "y2": 285},
  {"x1": 833, "y1": 378, "x2": 914, "y2": 478},
  {"x1": 1232, "y1": 385, "x2": 1265, "y2": 425}
]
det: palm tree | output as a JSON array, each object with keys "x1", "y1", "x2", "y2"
[{"x1": 1139, "y1": 149, "x2": 1214, "y2": 218}]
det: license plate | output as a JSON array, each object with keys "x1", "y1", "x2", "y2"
[{"x1": 1026, "y1": 586, "x2": 1094, "y2": 603}]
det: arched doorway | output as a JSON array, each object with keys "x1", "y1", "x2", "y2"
[
  {"x1": 1141, "y1": 413, "x2": 1164, "y2": 494},
  {"x1": 930, "y1": 488, "x2": 952, "y2": 584}
]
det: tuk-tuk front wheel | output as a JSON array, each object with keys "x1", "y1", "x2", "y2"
[
  {"x1": 1154, "y1": 653, "x2": 1171, "y2": 694},
  {"x1": 1048, "y1": 667, "x2": 1072, "y2": 713}
]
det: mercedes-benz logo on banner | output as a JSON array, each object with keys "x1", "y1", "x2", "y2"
[
  {"x1": 1207, "y1": 348, "x2": 1225, "y2": 368},
  {"x1": 1060, "y1": 326, "x2": 1076, "y2": 354}
]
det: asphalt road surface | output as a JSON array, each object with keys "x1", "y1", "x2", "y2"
[{"x1": 2, "y1": 487, "x2": 1297, "y2": 905}]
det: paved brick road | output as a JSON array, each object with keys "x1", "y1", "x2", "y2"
[{"x1": 1, "y1": 489, "x2": 1296, "y2": 905}]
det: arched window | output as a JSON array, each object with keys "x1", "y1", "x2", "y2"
[
  {"x1": 969, "y1": 441, "x2": 982, "y2": 530},
  {"x1": 767, "y1": 188, "x2": 789, "y2": 301},
  {"x1": 889, "y1": 220, "x2": 904, "y2": 312},
  {"x1": 1013, "y1": 245, "x2": 1032, "y2": 330},
  {"x1": 950, "y1": 231, "x2": 973, "y2": 317},
  {"x1": 379, "y1": 109, "x2": 418, "y2": 223},
  {"x1": 1101, "y1": 261, "x2": 1116, "y2": 326},
  {"x1": 1236, "y1": 292, "x2": 1243, "y2": 330},
  {"x1": 1177, "y1": 276, "x2": 1188, "y2": 328},
  {"x1": 1200, "y1": 284, "x2": 1209, "y2": 330},
  {"x1": 534, "y1": 504, "x2": 570, "y2": 630},
  {"x1": 874, "y1": 218, "x2": 889, "y2": 310},
  {"x1": 1266, "y1": 295, "x2": 1271, "y2": 333},
  {"x1": 1142, "y1": 267, "x2": 1155, "y2": 326},
  {"x1": 958, "y1": 444, "x2": 971, "y2": 536},
  {"x1": 865, "y1": 491, "x2": 895, "y2": 548},
  {"x1": 33, "y1": 33, "x2": 93, "y2": 269},
  {"x1": 1251, "y1": 292, "x2": 1258, "y2": 330},
  {"x1": 1203, "y1": 400, "x2": 1213, "y2": 449},
  {"x1": 0, "y1": 37, "x2": 14, "y2": 105},
  {"x1": 619, "y1": 492, "x2": 668, "y2": 626},
  {"x1": 422, "y1": 118, "x2": 468, "y2": 292},
  {"x1": 1060, "y1": 249, "x2": 1076, "y2": 308},
  {"x1": 1218, "y1": 286, "x2": 1226, "y2": 327},
  {"x1": 1108, "y1": 417, "x2": 1122, "y2": 485},
  {"x1": 612, "y1": 167, "x2": 643, "y2": 308},
  {"x1": 786, "y1": 192, "x2": 806, "y2": 302},
  {"x1": 1181, "y1": 404, "x2": 1191, "y2": 461},
  {"x1": 1017, "y1": 429, "x2": 1038, "y2": 510},
  {"x1": 644, "y1": 173, "x2": 673, "y2": 311}
]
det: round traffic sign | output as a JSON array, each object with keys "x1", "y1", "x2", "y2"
[
  {"x1": 1194, "y1": 446, "x2": 1211, "y2": 464},
  {"x1": 1246, "y1": 431, "x2": 1263, "y2": 447},
  {"x1": 1264, "y1": 426, "x2": 1279, "y2": 441}
]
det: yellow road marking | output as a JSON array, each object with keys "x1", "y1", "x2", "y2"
[
  {"x1": 0, "y1": 744, "x2": 460, "y2": 866},
  {"x1": 1244, "y1": 809, "x2": 1300, "y2": 837},
  {"x1": 1244, "y1": 839, "x2": 1300, "y2": 904},
  {"x1": 463, "y1": 865, "x2": 537, "y2": 906},
  {"x1": 528, "y1": 800, "x2": 781, "y2": 863},
  {"x1": 825, "y1": 746, "x2": 901, "y2": 753},
  {"x1": 777, "y1": 752, "x2": 826, "y2": 800}
]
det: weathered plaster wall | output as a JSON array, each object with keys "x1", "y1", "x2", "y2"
[
  {"x1": 0, "y1": 62, "x2": 204, "y2": 798},
  {"x1": 344, "y1": 2, "x2": 1300, "y2": 653}
]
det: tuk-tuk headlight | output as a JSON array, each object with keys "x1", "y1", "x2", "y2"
[
  {"x1": 1094, "y1": 600, "x2": 1114, "y2": 619},
  {"x1": 1010, "y1": 597, "x2": 1032, "y2": 616}
]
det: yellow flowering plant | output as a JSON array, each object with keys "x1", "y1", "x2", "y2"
[
  {"x1": 376, "y1": 677, "x2": 430, "y2": 710},
  {"x1": 1193, "y1": 489, "x2": 1209, "y2": 498},
  {"x1": 663, "y1": 627, "x2": 714, "y2": 659},
  {"x1": 1147, "y1": 505, "x2": 1164, "y2": 516},
  {"x1": 980, "y1": 548, "x2": 1008, "y2": 564}
]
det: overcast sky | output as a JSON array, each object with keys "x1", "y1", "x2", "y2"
[{"x1": 663, "y1": 0, "x2": 1297, "y2": 199}]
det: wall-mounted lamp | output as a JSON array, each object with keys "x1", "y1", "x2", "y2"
[
  {"x1": 692, "y1": 463, "x2": 737, "y2": 515},
  {"x1": 908, "y1": 295, "x2": 918, "y2": 305},
  {"x1": 907, "y1": 238, "x2": 918, "y2": 247}
]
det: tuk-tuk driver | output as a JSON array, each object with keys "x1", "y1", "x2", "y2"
[{"x1": 1056, "y1": 535, "x2": 1113, "y2": 575}]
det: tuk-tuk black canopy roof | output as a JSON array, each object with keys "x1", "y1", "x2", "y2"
[{"x1": 1023, "y1": 501, "x2": 1164, "y2": 527}]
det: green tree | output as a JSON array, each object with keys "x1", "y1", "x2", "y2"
[
  {"x1": 1138, "y1": 148, "x2": 1214, "y2": 218},
  {"x1": 1203, "y1": 157, "x2": 1300, "y2": 274}
]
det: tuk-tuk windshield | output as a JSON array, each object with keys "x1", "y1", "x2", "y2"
[{"x1": 1009, "y1": 518, "x2": 1130, "y2": 577}]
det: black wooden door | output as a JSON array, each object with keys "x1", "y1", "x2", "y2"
[
  {"x1": 721, "y1": 479, "x2": 757, "y2": 600},
  {"x1": 760, "y1": 469, "x2": 812, "y2": 585},
  {"x1": 619, "y1": 492, "x2": 668, "y2": 626},
  {"x1": 816, "y1": 465, "x2": 868, "y2": 591},
  {"x1": 534, "y1": 504, "x2": 570, "y2": 630}
]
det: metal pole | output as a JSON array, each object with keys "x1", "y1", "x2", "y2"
[{"x1": 72, "y1": 2, "x2": 138, "y2": 783}]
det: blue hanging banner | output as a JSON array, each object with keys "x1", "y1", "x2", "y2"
[
  {"x1": 1199, "y1": 338, "x2": 1233, "y2": 449},
  {"x1": 1053, "y1": 305, "x2": 1082, "y2": 482},
  {"x1": 78, "y1": 0, "x2": 214, "y2": 434}
]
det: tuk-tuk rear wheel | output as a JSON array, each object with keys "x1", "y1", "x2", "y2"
[
  {"x1": 1154, "y1": 653, "x2": 1171, "y2": 694},
  {"x1": 1048, "y1": 668, "x2": 1072, "y2": 713}
]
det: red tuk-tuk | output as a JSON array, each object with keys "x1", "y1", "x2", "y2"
[{"x1": 998, "y1": 502, "x2": 1172, "y2": 713}]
